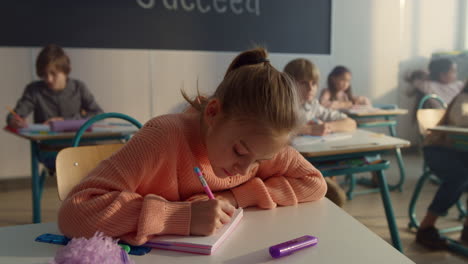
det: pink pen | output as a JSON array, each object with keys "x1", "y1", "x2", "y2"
[{"x1": 194, "y1": 167, "x2": 215, "y2": 199}]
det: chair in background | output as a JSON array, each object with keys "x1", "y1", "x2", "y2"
[
  {"x1": 408, "y1": 94, "x2": 467, "y2": 234},
  {"x1": 56, "y1": 112, "x2": 142, "y2": 200}
]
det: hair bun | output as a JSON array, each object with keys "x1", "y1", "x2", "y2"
[{"x1": 225, "y1": 47, "x2": 269, "y2": 77}]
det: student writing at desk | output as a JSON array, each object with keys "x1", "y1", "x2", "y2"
[
  {"x1": 284, "y1": 58, "x2": 356, "y2": 207},
  {"x1": 416, "y1": 81, "x2": 468, "y2": 250},
  {"x1": 6, "y1": 44, "x2": 103, "y2": 129},
  {"x1": 5, "y1": 44, "x2": 103, "y2": 170},
  {"x1": 58, "y1": 48, "x2": 326, "y2": 245},
  {"x1": 319, "y1": 66, "x2": 371, "y2": 110}
]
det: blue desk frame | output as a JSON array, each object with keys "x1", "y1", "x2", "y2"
[
  {"x1": 305, "y1": 151, "x2": 402, "y2": 252},
  {"x1": 347, "y1": 109, "x2": 407, "y2": 195}
]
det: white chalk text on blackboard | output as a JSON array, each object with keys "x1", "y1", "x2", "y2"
[{"x1": 136, "y1": 0, "x2": 260, "y2": 16}]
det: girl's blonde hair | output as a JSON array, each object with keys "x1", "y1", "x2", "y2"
[
  {"x1": 283, "y1": 58, "x2": 320, "y2": 84},
  {"x1": 182, "y1": 47, "x2": 302, "y2": 136}
]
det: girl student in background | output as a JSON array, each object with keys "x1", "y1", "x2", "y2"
[
  {"x1": 407, "y1": 58, "x2": 464, "y2": 108},
  {"x1": 284, "y1": 59, "x2": 357, "y2": 136},
  {"x1": 319, "y1": 66, "x2": 371, "y2": 110},
  {"x1": 284, "y1": 58, "x2": 356, "y2": 207},
  {"x1": 58, "y1": 48, "x2": 327, "y2": 245},
  {"x1": 416, "y1": 81, "x2": 468, "y2": 250}
]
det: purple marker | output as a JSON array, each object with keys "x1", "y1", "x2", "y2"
[{"x1": 269, "y1": 235, "x2": 318, "y2": 258}]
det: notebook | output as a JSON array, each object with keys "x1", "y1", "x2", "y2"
[
  {"x1": 144, "y1": 208, "x2": 243, "y2": 255},
  {"x1": 19, "y1": 124, "x2": 50, "y2": 132},
  {"x1": 343, "y1": 105, "x2": 380, "y2": 114},
  {"x1": 292, "y1": 133, "x2": 352, "y2": 147}
]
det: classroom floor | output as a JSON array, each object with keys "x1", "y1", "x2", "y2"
[{"x1": 0, "y1": 151, "x2": 467, "y2": 263}]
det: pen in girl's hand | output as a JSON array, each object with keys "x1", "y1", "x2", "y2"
[{"x1": 194, "y1": 167, "x2": 215, "y2": 199}]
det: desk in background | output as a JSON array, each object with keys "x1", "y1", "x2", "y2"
[
  {"x1": 294, "y1": 129, "x2": 410, "y2": 251},
  {"x1": 429, "y1": 125, "x2": 468, "y2": 134},
  {"x1": 429, "y1": 125, "x2": 468, "y2": 151},
  {"x1": 4, "y1": 123, "x2": 138, "y2": 224},
  {"x1": 0, "y1": 199, "x2": 414, "y2": 264},
  {"x1": 344, "y1": 108, "x2": 408, "y2": 192}
]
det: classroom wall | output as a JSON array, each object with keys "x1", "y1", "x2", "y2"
[
  {"x1": 397, "y1": 0, "x2": 463, "y2": 143},
  {"x1": 0, "y1": 0, "x2": 463, "y2": 179}
]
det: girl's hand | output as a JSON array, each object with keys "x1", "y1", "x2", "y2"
[
  {"x1": 308, "y1": 123, "x2": 331, "y2": 136},
  {"x1": 186, "y1": 190, "x2": 239, "y2": 208},
  {"x1": 190, "y1": 199, "x2": 235, "y2": 236},
  {"x1": 214, "y1": 190, "x2": 238, "y2": 208},
  {"x1": 355, "y1": 96, "x2": 371, "y2": 105}
]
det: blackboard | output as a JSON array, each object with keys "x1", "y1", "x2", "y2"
[{"x1": 0, "y1": 0, "x2": 331, "y2": 54}]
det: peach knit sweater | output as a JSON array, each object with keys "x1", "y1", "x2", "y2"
[{"x1": 58, "y1": 113, "x2": 326, "y2": 245}]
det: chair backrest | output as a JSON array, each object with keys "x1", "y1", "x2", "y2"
[
  {"x1": 416, "y1": 109, "x2": 446, "y2": 136},
  {"x1": 416, "y1": 94, "x2": 447, "y2": 137},
  {"x1": 56, "y1": 112, "x2": 142, "y2": 200},
  {"x1": 56, "y1": 143, "x2": 123, "y2": 200},
  {"x1": 72, "y1": 112, "x2": 142, "y2": 147},
  {"x1": 417, "y1": 94, "x2": 448, "y2": 110}
]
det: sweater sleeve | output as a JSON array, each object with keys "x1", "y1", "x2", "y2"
[
  {"x1": 230, "y1": 146, "x2": 327, "y2": 209},
  {"x1": 57, "y1": 122, "x2": 191, "y2": 245},
  {"x1": 6, "y1": 84, "x2": 35, "y2": 124},
  {"x1": 77, "y1": 80, "x2": 104, "y2": 117},
  {"x1": 315, "y1": 101, "x2": 348, "y2": 122}
]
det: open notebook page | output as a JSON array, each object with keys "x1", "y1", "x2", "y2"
[{"x1": 144, "y1": 208, "x2": 243, "y2": 255}]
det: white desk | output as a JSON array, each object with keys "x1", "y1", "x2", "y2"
[
  {"x1": 294, "y1": 129, "x2": 411, "y2": 251},
  {"x1": 0, "y1": 199, "x2": 413, "y2": 264},
  {"x1": 429, "y1": 126, "x2": 468, "y2": 151},
  {"x1": 294, "y1": 129, "x2": 410, "y2": 157},
  {"x1": 343, "y1": 108, "x2": 408, "y2": 118},
  {"x1": 429, "y1": 125, "x2": 468, "y2": 134}
]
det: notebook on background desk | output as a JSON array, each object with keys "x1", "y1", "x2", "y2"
[
  {"x1": 145, "y1": 208, "x2": 243, "y2": 255},
  {"x1": 292, "y1": 133, "x2": 352, "y2": 147}
]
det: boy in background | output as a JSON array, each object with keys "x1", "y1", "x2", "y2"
[
  {"x1": 6, "y1": 44, "x2": 103, "y2": 170},
  {"x1": 284, "y1": 58, "x2": 357, "y2": 206},
  {"x1": 7, "y1": 44, "x2": 103, "y2": 129}
]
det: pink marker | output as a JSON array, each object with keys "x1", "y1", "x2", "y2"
[{"x1": 194, "y1": 167, "x2": 215, "y2": 199}]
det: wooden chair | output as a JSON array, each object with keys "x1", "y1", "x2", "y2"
[
  {"x1": 416, "y1": 108, "x2": 446, "y2": 137},
  {"x1": 56, "y1": 144, "x2": 124, "y2": 200},
  {"x1": 56, "y1": 112, "x2": 142, "y2": 200}
]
